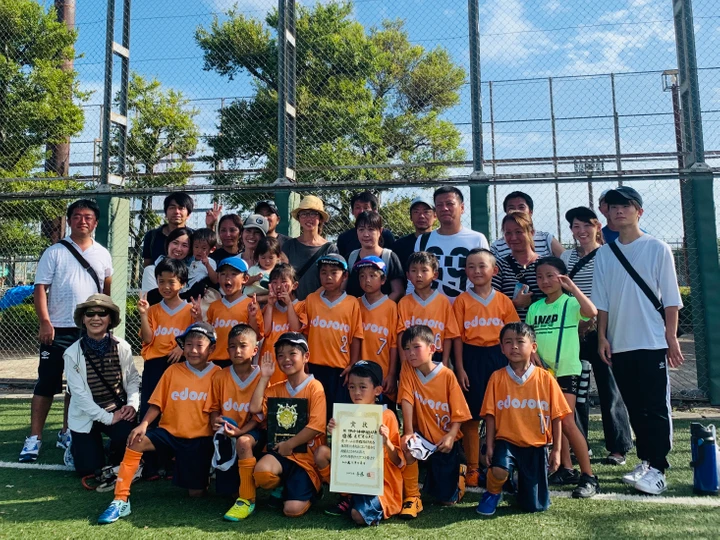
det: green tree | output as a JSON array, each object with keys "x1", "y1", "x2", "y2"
[
  {"x1": 195, "y1": 1, "x2": 466, "y2": 214},
  {"x1": 0, "y1": 0, "x2": 87, "y2": 261},
  {"x1": 112, "y1": 73, "x2": 199, "y2": 285}
]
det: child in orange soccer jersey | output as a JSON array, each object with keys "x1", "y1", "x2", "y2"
[
  {"x1": 97, "y1": 323, "x2": 221, "y2": 524},
  {"x1": 196, "y1": 256, "x2": 263, "y2": 368},
  {"x1": 355, "y1": 256, "x2": 399, "y2": 406},
  {"x1": 261, "y1": 263, "x2": 306, "y2": 386},
  {"x1": 137, "y1": 258, "x2": 194, "y2": 419},
  {"x1": 477, "y1": 322, "x2": 572, "y2": 516},
  {"x1": 302, "y1": 254, "x2": 363, "y2": 419},
  {"x1": 453, "y1": 248, "x2": 519, "y2": 487},
  {"x1": 250, "y1": 333, "x2": 327, "y2": 518},
  {"x1": 397, "y1": 252, "x2": 460, "y2": 366},
  {"x1": 398, "y1": 325, "x2": 472, "y2": 519},
  {"x1": 314, "y1": 361, "x2": 405, "y2": 525},
  {"x1": 205, "y1": 324, "x2": 265, "y2": 521}
]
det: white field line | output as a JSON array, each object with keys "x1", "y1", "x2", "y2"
[{"x1": 0, "y1": 460, "x2": 74, "y2": 471}]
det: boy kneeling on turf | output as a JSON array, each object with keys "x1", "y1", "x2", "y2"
[
  {"x1": 398, "y1": 325, "x2": 472, "y2": 518},
  {"x1": 476, "y1": 322, "x2": 570, "y2": 516},
  {"x1": 205, "y1": 323, "x2": 265, "y2": 521},
  {"x1": 249, "y1": 332, "x2": 326, "y2": 517},
  {"x1": 314, "y1": 360, "x2": 405, "y2": 525},
  {"x1": 98, "y1": 323, "x2": 220, "y2": 524}
]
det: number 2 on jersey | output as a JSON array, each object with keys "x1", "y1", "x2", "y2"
[{"x1": 340, "y1": 335, "x2": 348, "y2": 353}]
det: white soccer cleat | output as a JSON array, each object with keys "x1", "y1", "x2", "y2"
[{"x1": 622, "y1": 461, "x2": 649, "y2": 486}]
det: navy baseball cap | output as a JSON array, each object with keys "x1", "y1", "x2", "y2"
[
  {"x1": 604, "y1": 186, "x2": 643, "y2": 208},
  {"x1": 354, "y1": 255, "x2": 387, "y2": 275},
  {"x1": 565, "y1": 206, "x2": 599, "y2": 225},
  {"x1": 317, "y1": 253, "x2": 348, "y2": 271},
  {"x1": 274, "y1": 332, "x2": 309, "y2": 353},
  {"x1": 176, "y1": 322, "x2": 217, "y2": 349},
  {"x1": 350, "y1": 360, "x2": 384, "y2": 387},
  {"x1": 218, "y1": 256, "x2": 249, "y2": 273},
  {"x1": 254, "y1": 200, "x2": 279, "y2": 215}
]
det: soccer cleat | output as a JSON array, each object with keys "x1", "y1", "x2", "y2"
[
  {"x1": 224, "y1": 498, "x2": 255, "y2": 521},
  {"x1": 97, "y1": 499, "x2": 131, "y2": 524},
  {"x1": 18, "y1": 435, "x2": 42, "y2": 463},
  {"x1": 476, "y1": 491, "x2": 502, "y2": 516},
  {"x1": 466, "y1": 468, "x2": 481, "y2": 488},
  {"x1": 572, "y1": 473, "x2": 601, "y2": 499},
  {"x1": 603, "y1": 453, "x2": 627, "y2": 466},
  {"x1": 324, "y1": 495, "x2": 352, "y2": 516},
  {"x1": 549, "y1": 467, "x2": 580, "y2": 485},
  {"x1": 56, "y1": 430, "x2": 72, "y2": 450},
  {"x1": 458, "y1": 464, "x2": 467, "y2": 502},
  {"x1": 400, "y1": 496, "x2": 423, "y2": 519},
  {"x1": 633, "y1": 467, "x2": 667, "y2": 495},
  {"x1": 63, "y1": 444, "x2": 75, "y2": 469},
  {"x1": 622, "y1": 461, "x2": 649, "y2": 486},
  {"x1": 268, "y1": 486, "x2": 284, "y2": 509}
]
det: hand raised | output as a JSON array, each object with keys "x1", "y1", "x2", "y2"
[{"x1": 137, "y1": 293, "x2": 150, "y2": 315}]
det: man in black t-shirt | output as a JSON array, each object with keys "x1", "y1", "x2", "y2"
[
  {"x1": 255, "y1": 200, "x2": 291, "y2": 247},
  {"x1": 142, "y1": 192, "x2": 194, "y2": 266},
  {"x1": 392, "y1": 196, "x2": 436, "y2": 272},
  {"x1": 336, "y1": 191, "x2": 395, "y2": 259}
]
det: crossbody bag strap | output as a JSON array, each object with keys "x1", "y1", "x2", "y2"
[
  {"x1": 568, "y1": 248, "x2": 598, "y2": 280},
  {"x1": 80, "y1": 341, "x2": 126, "y2": 408},
  {"x1": 554, "y1": 297, "x2": 570, "y2": 375},
  {"x1": 418, "y1": 231, "x2": 432, "y2": 252},
  {"x1": 608, "y1": 241, "x2": 665, "y2": 321},
  {"x1": 295, "y1": 241, "x2": 333, "y2": 281},
  {"x1": 505, "y1": 255, "x2": 528, "y2": 284},
  {"x1": 59, "y1": 240, "x2": 103, "y2": 293},
  {"x1": 348, "y1": 249, "x2": 360, "y2": 270}
]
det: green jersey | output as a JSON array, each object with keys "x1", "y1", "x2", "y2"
[{"x1": 526, "y1": 295, "x2": 588, "y2": 378}]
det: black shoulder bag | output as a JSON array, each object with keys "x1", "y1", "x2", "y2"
[
  {"x1": 59, "y1": 240, "x2": 103, "y2": 293},
  {"x1": 568, "y1": 248, "x2": 598, "y2": 280},
  {"x1": 608, "y1": 241, "x2": 683, "y2": 338},
  {"x1": 80, "y1": 341, "x2": 126, "y2": 409},
  {"x1": 295, "y1": 241, "x2": 333, "y2": 281}
]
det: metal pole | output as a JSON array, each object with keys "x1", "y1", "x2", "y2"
[
  {"x1": 99, "y1": 0, "x2": 115, "y2": 187},
  {"x1": 549, "y1": 77, "x2": 561, "y2": 243},
  {"x1": 611, "y1": 73, "x2": 622, "y2": 175},
  {"x1": 489, "y1": 80, "x2": 498, "y2": 237}
]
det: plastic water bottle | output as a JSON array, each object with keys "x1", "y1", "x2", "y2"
[{"x1": 690, "y1": 422, "x2": 720, "y2": 495}]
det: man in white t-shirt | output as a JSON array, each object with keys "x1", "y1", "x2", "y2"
[
  {"x1": 19, "y1": 200, "x2": 114, "y2": 463},
  {"x1": 592, "y1": 186, "x2": 683, "y2": 496},
  {"x1": 491, "y1": 191, "x2": 564, "y2": 259},
  {"x1": 411, "y1": 186, "x2": 488, "y2": 302}
]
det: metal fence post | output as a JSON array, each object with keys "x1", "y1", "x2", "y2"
[
  {"x1": 674, "y1": 0, "x2": 720, "y2": 402},
  {"x1": 467, "y1": 0, "x2": 490, "y2": 238}
]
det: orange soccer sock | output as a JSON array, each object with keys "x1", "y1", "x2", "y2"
[
  {"x1": 461, "y1": 420, "x2": 480, "y2": 470},
  {"x1": 318, "y1": 465, "x2": 331, "y2": 485},
  {"x1": 253, "y1": 470, "x2": 281, "y2": 490},
  {"x1": 238, "y1": 457, "x2": 257, "y2": 502},
  {"x1": 114, "y1": 448, "x2": 143, "y2": 502},
  {"x1": 486, "y1": 469, "x2": 507, "y2": 495},
  {"x1": 403, "y1": 461, "x2": 421, "y2": 498}
]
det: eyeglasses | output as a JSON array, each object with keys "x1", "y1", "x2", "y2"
[
  {"x1": 297, "y1": 211, "x2": 320, "y2": 219},
  {"x1": 85, "y1": 310, "x2": 110, "y2": 318}
]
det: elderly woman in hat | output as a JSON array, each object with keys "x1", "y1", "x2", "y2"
[
  {"x1": 64, "y1": 294, "x2": 140, "y2": 477},
  {"x1": 281, "y1": 195, "x2": 339, "y2": 300}
]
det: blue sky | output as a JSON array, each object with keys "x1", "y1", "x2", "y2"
[{"x1": 65, "y1": 0, "x2": 720, "y2": 241}]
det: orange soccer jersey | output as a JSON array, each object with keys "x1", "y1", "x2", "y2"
[
  {"x1": 206, "y1": 295, "x2": 264, "y2": 362},
  {"x1": 397, "y1": 362, "x2": 472, "y2": 445},
  {"x1": 453, "y1": 288, "x2": 519, "y2": 347},
  {"x1": 396, "y1": 291, "x2": 460, "y2": 352},
  {"x1": 481, "y1": 364, "x2": 571, "y2": 447},
  {"x1": 259, "y1": 375, "x2": 327, "y2": 491},
  {"x1": 141, "y1": 301, "x2": 194, "y2": 360},
  {"x1": 303, "y1": 291, "x2": 364, "y2": 369},
  {"x1": 379, "y1": 407, "x2": 405, "y2": 519},
  {"x1": 204, "y1": 365, "x2": 262, "y2": 428},
  {"x1": 148, "y1": 362, "x2": 220, "y2": 439},
  {"x1": 261, "y1": 300, "x2": 307, "y2": 385},
  {"x1": 359, "y1": 295, "x2": 397, "y2": 380}
]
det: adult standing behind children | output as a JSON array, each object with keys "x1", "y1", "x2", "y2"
[
  {"x1": 410, "y1": 187, "x2": 488, "y2": 303},
  {"x1": 19, "y1": 199, "x2": 114, "y2": 463},
  {"x1": 142, "y1": 192, "x2": 195, "y2": 267},
  {"x1": 210, "y1": 214, "x2": 244, "y2": 263},
  {"x1": 392, "y1": 196, "x2": 436, "y2": 272},
  {"x1": 282, "y1": 195, "x2": 339, "y2": 301},
  {"x1": 592, "y1": 186, "x2": 683, "y2": 495},
  {"x1": 254, "y1": 200, "x2": 291, "y2": 247},
  {"x1": 336, "y1": 191, "x2": 395, "y2": 260},
  {"x1": 490, "y1": 191, "x2": 564, "y2": 259}
]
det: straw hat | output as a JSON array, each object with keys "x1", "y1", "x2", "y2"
[
  {"x1": 73, "y1": 294, "x2": 121, "y2": 330},
  {"x1": 290, "y1": 195, "x2": 329, "y2": 222}
]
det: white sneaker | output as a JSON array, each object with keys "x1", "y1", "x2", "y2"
[
  {"x1": 622, "y1": 461, "x2": 649, "y2": 486},
  {"x1": 19, "y1": 435, "x2": 42, "y2": 462},
  {"x1": 634, "y1": 467, "x2": 667, "y2": 495},
  {"x1": 56, "y1": 430, "x2": 72, "y2": 450}
]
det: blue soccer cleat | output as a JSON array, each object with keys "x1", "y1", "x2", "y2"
[
  {"x1": 98, "y1": 499, "x2": 131, "y2": 524},
  {"x1": 476, "y1": 491, "x2": 502, "y2": 516}
]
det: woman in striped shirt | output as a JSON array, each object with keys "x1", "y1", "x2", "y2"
[
  {"x1": 492, "y1": 212, "x2": 544, "y2": 321},
  {"x1": 560, "y1": 207, "x2": 632, "y2": 466}
]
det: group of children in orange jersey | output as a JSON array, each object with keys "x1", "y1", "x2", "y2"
[{"x1": 96, "y1": 243, "x2": 601, "y2": 525}]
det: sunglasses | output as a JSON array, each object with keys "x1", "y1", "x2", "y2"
[{"x1": 85, "y1": 310, "x2": 110, "y2": 318}]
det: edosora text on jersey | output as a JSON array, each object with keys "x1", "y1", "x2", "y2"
[
  {"x1": 309, "y1": 316, "x2": 351, "y2": 333},
  {"x1": 153, "y1": 325, "x2": 184, "y2": 337},
  {"x1": 223, "y1": 398, "x2": 250, "y2": 413},
  {"x1": 402, "y1": 316, "x2": 445, "y2": 331},
  {"x1": 170, "y1": 388, "x2": 209, "y2": 401},
  {"x1": 496, "y1": 395, "x2": 550, "y2": 411},
  {"x1": 414, "y1": 391, "x2": 450, "y2": 412},
  {"x1": 463, "y1": 316, "x2": 505, "y2": 329}
]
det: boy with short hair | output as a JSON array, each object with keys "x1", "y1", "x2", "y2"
[
  {"x1": 397, "y1": 252, "x2": 460, "y2": 366},
  {"x1": 355, "y1": 256, "x2": 399, "y2": 405},
  {"x1": 250, "y1": 333, "x2": 327, "y2": 518},
  {"x1": 196, "y1": 256, "x2": 263, "y2": 368},
  {"x1": 261, "y1": 263, "x2": 306, "y2": 385},
  {"x1": 98, "y1": 323, "x2": 220, "y2": 524},
  {"x1": 188, "y1": 228, "x2": 218, "y2": 288},
  {"x1": 398, "y1": 325, "x2": 472, "y2": 519},
  {"x1": 476, "y1": 322, "x2": 570, "y2": 516},
  {"x1": 302, "y1": 254, "x2": 364, "y2": 418},
  {"x1": 137, "y1": 258, "x2": 193, "y2": 419},
  {"x1": 314, "y1": 360, "x2": 405, "y2": 525},
  {"x1": 205, "y1": 323, "x2": 265, "y2": 521},
  {"x1": 453, "y1": 248, "x2": 519, "y2": 486}
]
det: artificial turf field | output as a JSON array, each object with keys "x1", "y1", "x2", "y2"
[{"x1": 1, "y1": 399, "x2": 719, "y2": 539}]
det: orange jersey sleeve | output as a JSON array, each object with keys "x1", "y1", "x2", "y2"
[
  {"x1": 305, "y1": 292, "x2": 364, "y2": 368},
  {"x1": 359, "y1": 296, "x2": 398, "y2": 379},
  {"x1": 379, "y1": 408, "x2": 405, "y2": 519},
  {"x1": 141, "y1": 302, "x2": 193, "y2": 360}
]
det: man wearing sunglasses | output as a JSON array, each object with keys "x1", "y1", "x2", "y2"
[{"x1": 19, "y1": 199, "x2": 114, "y2": 464}]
